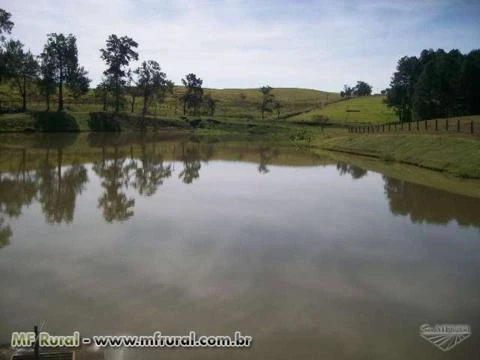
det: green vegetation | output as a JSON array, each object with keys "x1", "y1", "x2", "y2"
[
  {"x1": 321, "y1": 150, "x2": 480, "y2": 199},
  {"x1": 386, "y1": 49, "x2": 480, "y2": 122},
  {"x1": 0, "y1": 6, "x2": 479, "y2": 183},
  {"x1": 316, "y1": 133, "x2": 480, "y2": 178},
  {"x1": 289, "y1": 95, "x2": 397, "y2": 124}
]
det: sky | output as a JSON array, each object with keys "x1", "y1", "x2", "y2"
[{"x1": 2, "y1": 0, "x2": 480, "y2": 92}]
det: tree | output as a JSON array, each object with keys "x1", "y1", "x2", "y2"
[
  {"x1": 461, "y1": 50, "x2": 480, "y2": 115},
  {"x1": 135, "y1": 60, "x2": 173, "y2": 117},
  {"x1": 41, "y1": 33, "x2": 88, "y2": 111},
  {"x1": 340, "y1": 84, "x2": 354, "y2": 98},
  {"x1": 354, "y1": 81, "x2": 372, "y2": 96},
  {"x1": 203, "y1": 94, "x2": 218, "y2": 116},
  {"x1": 259, "y1": 86, "x2": 274, "y2": 120},
  {"x1": 273, "y1": 101, "x2": 282, "y2": 120},
  {"x1": 181, "y1": 73, "x2": 203, "y2": 115},
  {"x1": 0, "y1": 8, "x2": 13, "y2": 42},
  {"x1": 386, "y1": 56, "x2": 419, "y2": 122},
  {"x1": 100, "y1": 34, "x2": 139, "y2": 112},
  {"x1": 413, "y1": 49, "x2": 464, "y2": 119},
  {"x1": 2, "y1": 40, "x2": 38, "y2": 111},
  {"x1": 38, "y1": 49, "x2": 56, "y2": 111},
  {"x1": 70, "y1": 66, "x2": 91, "y2": 101},
  {"x1": 125, "y1": 69, "x2": 140, "y2": 113},
  {"x1": 95, "y1": 76, "x2": 114, "y2": 111}
]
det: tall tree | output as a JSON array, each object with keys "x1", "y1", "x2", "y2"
[
  {"x1": 125, "y1": 69, "x2": 140, "y2": 113},
  {"x1": 135, "y1": 60, "x2": 173, "y2": 116},
  {"x1": 100, "y1": 34, "x2": 139, "y2": 112},
  {"x1": 38, "y1": 49, "x2": 56, "y2": 111},
  {"x1": 259, "y1": 85, "x2": 274, "y2": 120},
  {"x1": 41, "y1": 33, "x2": 88, "y2": 111},
  {"x1": 461, "y1": 49, "x2": 480, "y2": 115},
  {"x1": 2, "y1": 40, "x2": 38, "y2": 111},
  {"x1": 95, "y1": 76, "x2": 114, "y2": 111},
  {"x1": 413, "y1": 49, "x2": 464, "y2": 119},
  {"x1": 70, "y1": 66, "x2": 91, "y2": 102},
  {"x1": 181, "y1": 73, "x2": 203, "y2": 115},
  {"x1": 0, "y1": 8, "x2": 13, "y2": 42},
  {"x1": 386, "y1": 56, "x2": 419, "y2": 122}
]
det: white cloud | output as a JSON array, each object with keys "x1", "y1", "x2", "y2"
[{"x1": 3, "y1": 0, "x2": 479, "y2": 91}]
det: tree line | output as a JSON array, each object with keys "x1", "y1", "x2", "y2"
[
  {"x1": 0, "y1": 8, "x2": 284, "y2": 120},
  {"x1": 386, "y1": 48, "x2": 480, "y2": 122},
  {"x1": 0, "y1": 8, "x2": 219, "y2": 117}
]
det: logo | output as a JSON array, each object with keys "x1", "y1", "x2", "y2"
[{"x1": 420, "y1": 324, "x2": 471, "y2": 352}]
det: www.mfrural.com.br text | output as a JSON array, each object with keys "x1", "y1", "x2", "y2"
[{"x1": 11, "y1": 331, "x2": 253, "y2": 349}]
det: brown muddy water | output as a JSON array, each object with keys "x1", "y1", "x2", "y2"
[{"x1": 0, "y1": 133, "x2": 479, "y2": 359}]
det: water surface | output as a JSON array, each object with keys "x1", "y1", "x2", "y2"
[{"x1": 0, "y1": 133, "x2": 479, "y2": 359}]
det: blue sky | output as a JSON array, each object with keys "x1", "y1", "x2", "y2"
[{"x1": 3, "y1": 0, "x2": 480, "y2": 92}]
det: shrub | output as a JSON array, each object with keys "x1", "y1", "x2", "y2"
[
  {"x1": 88, "y1": 112, "x2": 122, "y2": 132},
  {"x1": 34, "y1": 111, "x2": 80, "y2": 132}
]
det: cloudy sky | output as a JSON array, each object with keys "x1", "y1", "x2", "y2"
[{"x1": 3, "y1": 0, "x2": 480, "y2": 92}]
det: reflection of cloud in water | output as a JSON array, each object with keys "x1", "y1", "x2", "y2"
[{"x1": 0, "y1": 139, "x2": 479, "y2": 358}]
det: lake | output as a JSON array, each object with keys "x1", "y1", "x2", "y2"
[{"x1": 0, "y1": 133, "x2": 479, "y2": 359}]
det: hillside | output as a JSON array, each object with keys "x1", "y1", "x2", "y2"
[
  {"x1": 0, "y1": 83, "x2": 339, "y2": 120},
  {"x1": 289, "y1": 95, "x2": 397, "y2": 125}
]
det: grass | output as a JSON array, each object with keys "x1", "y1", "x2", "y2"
[
  {"x1": 289, "y1": 95, "x2": 397, "y2": 125},
  {"x1": 1, "y1": 84, "x2": 480, "y2": 181},
  {"x1": 316, "y1": 133, "x2": 480, "y2": 178},
  {"x1": 349, "y1": 115, "x2": 480, "y2": 135},
  {"x1": 0, "y1": 84, "x2": 340, "y2": 121},
  {"x1": 319, "y1": 149, "x2": 480, "y2": 198}
]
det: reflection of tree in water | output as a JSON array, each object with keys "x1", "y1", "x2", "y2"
[
  {"x1": 258, "y1": 147, "x2": 279, "y2": 174},
  {"x1": 93, "y1": 147, "x2": 135, "y2": 223},
  {"x1": 0, "y1": 218, "x2": 12, "y2": 249},
  {"x1": 336, "y1": 162, "x2": 368, "y2": 179},
  {"x1": 384, "y1": 176, "x2": 480, "y2": 227},
  {"x1": 130, "y1": 144, "x2": 172, "y2": 196},
  {"x1": 36, "y1": 149, "x2": 88, "y2": 224},
  {"x1": 178, "y1": 144, "x2": 201, "y2": 184},
  {"x1": 0, "y1": 149, "x2": 38, "y2": 248}
]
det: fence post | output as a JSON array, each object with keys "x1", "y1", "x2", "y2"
[
  {"x1": 425, "y1": 119, "x2": 428, "y2": 130},
  {"x1": 457, "y1": 119, "x2": 460, "y2": 132},
  {"x1": 446, "y1": 118, "x2": 449, "y2": 131},
  {"x1": 408, "y1": 122, "x2": 411, "y2": 131},
  {"x1": 435, "y1": 119, "x2": 438, "y2": 131},
  {"x1": 401, "y1": 122, "x2": 404, "y2": 131},
  {"x1": 388, "y1": 124, "x2": 391, "y2": 131},
  {"x1": 471, "y1": 120, "x2": 474, "y2": 134},
  {"x1": 417, "y1": 120, "x2": 419, "y2": 131},
  {"x1": 394, "y1": 123, "x2": 397, "y2": 131}
]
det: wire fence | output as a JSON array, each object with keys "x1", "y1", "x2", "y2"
[{"x1": 348, "y1": 117, "x2": 480, "y2": 136}]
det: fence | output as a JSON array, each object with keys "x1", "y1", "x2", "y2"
[{"x1": 347, "y1": 117, "x2": 480, "y2": 135}]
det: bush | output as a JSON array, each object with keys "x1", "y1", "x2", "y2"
[
  {"x1": 88, "y1": 112, "x2": 122, "y2": 132},
  {"x1": 34, "y1": 111, "x2": 80, "y2": 132}
]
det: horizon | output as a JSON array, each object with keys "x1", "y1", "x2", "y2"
[{"x1": 4, "y1": 0, "x2": 480, "y2": 92}]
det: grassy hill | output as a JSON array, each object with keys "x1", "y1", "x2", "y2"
[
  {"x1": 0, "y1": 83, "x2": 339, "y2": 121},
  {"x1": 289, "y1": 95, "x2": 397, "y2": 125}
]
